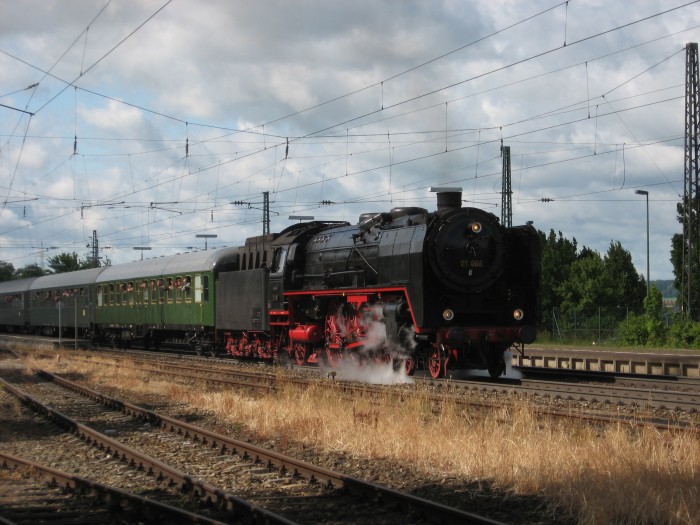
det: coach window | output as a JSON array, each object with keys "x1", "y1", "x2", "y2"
[
  {"x1": 174, "y1": 276, "x2": 183, "y2": 303},
  {"x1": 166, "y1": 277, "x2": 173, "y2": 303},
  {"x1": 183, "y1": 276, "x2": 192, "y2": 303},
  {"x1": 126, "y1": 282, "x2": 134, "y2": 305}
]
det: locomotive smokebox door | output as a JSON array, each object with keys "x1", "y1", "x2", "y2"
[{"x1": 216, "y1": 268, "x2": 269, "y2": 331}]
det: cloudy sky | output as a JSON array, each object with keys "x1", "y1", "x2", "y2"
[{"x1": 1, "y1": 0, "x2": 699, "y2": 281}]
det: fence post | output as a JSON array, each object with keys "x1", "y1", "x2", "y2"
[{"x1": 553, "y1": 308, "x2": 562, "y2": 341}]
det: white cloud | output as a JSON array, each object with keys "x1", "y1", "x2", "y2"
[
  {"x1": 78, "y1": 99, "x2": 143, "y2": 130},
  {"x1": 0, "y1": 0, "x2": 697, "y2": 279}
]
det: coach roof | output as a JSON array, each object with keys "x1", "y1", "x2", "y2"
[
  {"x1": 29, "y1": 267, "x2": 107, "y2": 291},
  {"x1": 95, "y1": 248, "x2": 241, "y2": 282},
  {"x1": 0, "y1": 277, "x2": 40, "y2": 294}
]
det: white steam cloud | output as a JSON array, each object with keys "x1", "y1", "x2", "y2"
[{"x1": 319, "y1": 303, "x2": 415, "y2": 385}]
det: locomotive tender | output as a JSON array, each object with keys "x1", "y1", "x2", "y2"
[{"x1": 0, "y1": 189, "x2": 541, "y2": 378}]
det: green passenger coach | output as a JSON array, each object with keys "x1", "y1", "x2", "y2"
[{"x1": 93, "y1": 248, "x2": 240, "y2": 350}]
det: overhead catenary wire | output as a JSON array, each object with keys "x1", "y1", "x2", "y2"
[{"x1": 1, "y1": 1, "x2": 696, "y2": 264}]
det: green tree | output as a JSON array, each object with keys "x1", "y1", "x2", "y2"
[
  {"x1": 603, "y1": 240, "x2": 646, "y2": 313},
  {"x1": 539, "y1": 229, "x2": 578, "y2": 332},
  {"x1": 644, "y1": 285, "x2": 666, "y2": 345},
  {"x1": 671, "y1": 196, "x2": 700, "y2": 319},
  {"x1": 46, "y1": 252, "x2": 92, "y2": 273},
  {"x1": 0, "y1": 261, "x2": 14, "y2": 282},
  {"x1": 14, "y1": 264, "x2": 45, "y2": 279},
  {"x1": 559, "y1": 249, "x2": 616, "y2": 312}
]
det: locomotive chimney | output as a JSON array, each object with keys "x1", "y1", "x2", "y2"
[{"x1": 430, "y1": 187, "x2": 462, "y2": 214}]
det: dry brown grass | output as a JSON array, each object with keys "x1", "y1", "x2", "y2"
[{"x1": 20, "y1": 350, "x2": 700, "y2": 524}]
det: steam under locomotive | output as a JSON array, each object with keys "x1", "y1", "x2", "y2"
[{"x1": 0, "y1": 188, "x2": 541, "y2": 378}]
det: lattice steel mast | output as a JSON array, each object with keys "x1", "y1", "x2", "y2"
[
  {"x1": 501, "y1": 145, "x2": 512, "y2": 227},
  {"x1": 683, "y1": 43, "x2": 699, "y2": 318}
]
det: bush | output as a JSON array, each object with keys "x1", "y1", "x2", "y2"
[
  {"x1": 617, "y1": 313, "x2": 648, "y2": 346},
  {"x1": 668, "y1": 315, "x2": 700, "y2": 349}
]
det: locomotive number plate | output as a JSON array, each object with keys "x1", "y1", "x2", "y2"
[{"x1": 460, "y1": 259, "x2": 484, "y2": 268}]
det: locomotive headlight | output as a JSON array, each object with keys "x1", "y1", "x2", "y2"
[
  {"x1": 442, "y1": 308, "x2": 455, "y2": 321},
  {"x1": 513, "y1": 309, "x2": 525, "y2": 321},
  {"x1": 470, "y1": 222, "x2": 482, "y2": 234}
]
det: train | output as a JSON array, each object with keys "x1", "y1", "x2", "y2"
[{"x1": 0, "y1": 189, "x2": 541, "y2": 378}]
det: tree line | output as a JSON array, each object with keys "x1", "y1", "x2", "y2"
[
  {"x1": 539, "y1": 229, "x2": 700, "y2": 348},
  {"x1": 0, "y1": 253, "x2": 101, "y2": 281}
]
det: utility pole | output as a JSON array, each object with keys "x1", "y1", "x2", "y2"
[
  {"x1": 501, "y1": 145, "x2": 512, "y2": 227},
  {"x1": 263, "y1": 191, "x2": 270, "y2": 236},
  {"x1": 683, "y1": 43, "x2": 699, "y2": 318},
  {"x1": 232, "y1": 191, "x2": 275, "y2": 235},
  {"x1": 92, "y1": 230, "x2": 99, "y2": 268}
]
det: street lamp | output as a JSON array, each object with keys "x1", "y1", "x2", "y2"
[
  {"x1": 195, "y1": 234, "x2": 217, "y2": 250},
  {"x1": 635, "y1": 190, "x2": 650, "y2": 298}
]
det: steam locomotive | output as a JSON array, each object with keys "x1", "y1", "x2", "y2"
[{"x1": 0, "y1": 189, "x2": 541, "y2": 378}]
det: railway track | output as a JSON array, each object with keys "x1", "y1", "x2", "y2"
[
  {"x1": 7, "y1": 340, "x2": 700, "y2": 429},
  {"x1": 0, "y1": 453, "x2": 230, "y2": 525},
  {"x1": 0, "y1": 367, "x2": 506, "y2": 525},
  {"x1": 0, "y1": 374, "x2": 294, "y2": 525},
  {"x1": 65, "y1": 348, "x2": 700, "y2": 431}
]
